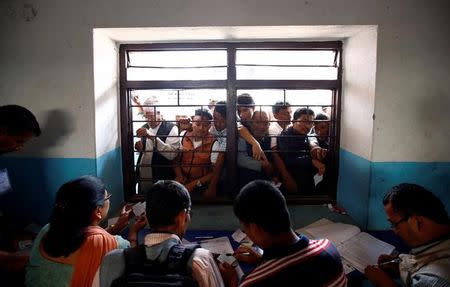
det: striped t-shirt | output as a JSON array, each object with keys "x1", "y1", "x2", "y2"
[{"x1": 240, "y1": 236, "x2": 347, "y2": 287}]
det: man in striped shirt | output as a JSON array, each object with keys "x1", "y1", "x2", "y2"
[{"x1": 219, "y1": 180, "x2": 347, "y2": 287}]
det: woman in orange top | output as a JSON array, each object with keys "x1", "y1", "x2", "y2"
[{"x1": 26, "y1": 176, "x2": 146, "y2": 287}]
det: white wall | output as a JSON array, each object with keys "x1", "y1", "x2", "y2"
[
  {"x1": 93, "y1": 31, "x2": 120, "y2": 158},
  {"x1": 341, "y1": 27, "x2": 377, "y2": 161},
  {"x1": 1, "y1": 0, "x2": 449, "y2": 163}
]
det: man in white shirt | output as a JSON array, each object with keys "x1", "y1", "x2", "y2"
[
  {"x1": 100, "y1": 180, "x2": 225, "y2": 287},
  {"x1": 135, "y1": 99, "x2": 180, "y2": 193},
  {"x1": 269, "y1": 101, "x2": 292, "y2": 149}
]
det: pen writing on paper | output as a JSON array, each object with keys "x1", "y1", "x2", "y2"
[
  {"x1": 212, "y1": 252, "x2": 251, "y2": 257},
  {"x1": 195, "y1": 236, "x2": 214, "y2": 240},
  {"x1": 377, "y1": 258, "x2": 401, "y2": 266}
]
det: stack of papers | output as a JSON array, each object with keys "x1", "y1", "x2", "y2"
[{"x1": 296, "y1": 219, "x2": 395, "y2": 273}]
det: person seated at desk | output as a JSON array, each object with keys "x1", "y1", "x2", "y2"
[
  {"x1": 0, "y1": 105, "x2": 41, "y2": 284},
  {"x1": 25, "y1": 176, "x2": 146, "y2": 287},
  {"x1": 99, "y1": 180, "x2": 225, "y2": 287},
  {"x1": 365, "y1": 183, "x2": 450, "y2": 287},
  {"x1": 219, "y1": 180, "x2": 347, "y2": 287}
]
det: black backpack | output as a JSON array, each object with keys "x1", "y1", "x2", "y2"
[{"x1": 111, "y1": 243, "x2": 201, "y2": 287}]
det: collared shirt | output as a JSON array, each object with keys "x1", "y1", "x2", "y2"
[
  {"x1": 399, "y1": 236, "x2": 450, "y2": 287},
  {"x1": 269, "y1": 122, "x2": 284, "y2": 149}
]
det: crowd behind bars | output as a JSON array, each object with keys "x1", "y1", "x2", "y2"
[{"x1": 132, "y1": 93, "x2": 331, "y2": 199}]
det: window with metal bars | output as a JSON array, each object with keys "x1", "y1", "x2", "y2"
[{"x1": 120, "y1": 42, "x2": 342, "y2": 203}]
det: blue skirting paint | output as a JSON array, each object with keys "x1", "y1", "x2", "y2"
[
  {"x1": 0, "y1": 147, "x2": 124, "y2": 226},
  {"x1": 337, "y1": 148, "x2": 450, "y2": 230}
]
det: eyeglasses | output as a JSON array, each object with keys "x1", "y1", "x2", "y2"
[
  {"x1": 390, "y1": 217, "x2": 408, "y2": 230},
  {"x1": 104, "y1": 191, "x2": 112, "y2": 201},
  {"x1": 185, "y1": 207, "x2": 193, "y2": 218}
]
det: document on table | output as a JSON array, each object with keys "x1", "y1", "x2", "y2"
[
  {"x1": 199, "y1": 236, "x2": 244, "y2": 279},
  {"x1": 296, "y1": 218, "x2": 395, "y2": 274}
]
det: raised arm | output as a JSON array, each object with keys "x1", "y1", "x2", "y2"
[
  {"x1": 238, "y1": 125, "x2": 266, "y2": 161},
  {"x1": 155, "y1": 125, "x2": 180, "y2": 160},
  {"x1": 272, "y1": 149, "x2": 297, "y2": 193}
]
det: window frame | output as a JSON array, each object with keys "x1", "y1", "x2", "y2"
[{"x1": 119, "y1": 41, "x2": 342, "y2": 204}]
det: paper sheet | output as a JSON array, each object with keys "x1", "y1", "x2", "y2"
[
  {"x1": 231, "y1": 229, "x2": 247, "y2": 243},
  {"x1": 337, "y1": 232, "x2": 395, "y2": 273},
  {"x1": 199, "y1": 236, "x2": 244, "y2": 279},
  {"x1": 305, "y1": 222, "x2": 360, "y2": 245},
  {"x1": 313, "y1": 173, "x2": 323, "y2": 186},
  {"x1": 0, "y1": 168, "x2": 12, "y2": 194},
  {"x1": 132, "y1": 202, "x2": 146, "y2": 216}
]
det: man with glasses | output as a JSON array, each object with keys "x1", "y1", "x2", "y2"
[
  {"x1": 175, "y1": 108, "x2": 218, "y2": 195},
  {"x1": 365, "y1": 183, "x2": 450, "y2": 287},
  {"x1": 100, "y1": 180, "x2": 224, "y2": 287}
]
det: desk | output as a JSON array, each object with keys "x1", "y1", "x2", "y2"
[
  {"x1": 138, "y1": 229, "x2": 255, "y2": 274},
  {"x1": 138, "y1": 229, "x2": 409, "y2": 287}
]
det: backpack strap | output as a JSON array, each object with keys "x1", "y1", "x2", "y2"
[
  {"x1": 167, "y1": 243, "x2": 201, "y2": 275},
  {"x1": 123, "y1": 243, "x2": 201, "y2": 276}
]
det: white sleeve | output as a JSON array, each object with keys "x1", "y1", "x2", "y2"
[
  {"x1": 308, "y1": 133, "x2": 319, "y2": 147},
  {"x1": 210, "y1": 141, "x2": 220, "y2": 164},
  {"x1": 191, "y1": 249, "x2": 225, "y2": 287},
  {"x1": 155, "y1": 125, "x2": 180, "y2": 160}
]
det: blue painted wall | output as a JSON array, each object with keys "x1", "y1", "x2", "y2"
[
  {"x1": 96, "y1": 147, "x2": 124, "y2": 215},
  {"x1": 0, "y1": 147, "x2": 125, "y2": 227},
  {"x1": 0, "y1": 157, "x2": 96, "y2": 226},
  {"x1": 337, "y1": 149, "x2": 371, "y2": 228},
  {"x1": 337, "y1": 148, "x2": 450, "y2": 230},
  {"x1": 2, "y1": 147, "x2": 449, "y2": 231},
  {"x1": 368, "y1": 162, "x2": 450, "y2": 230}
]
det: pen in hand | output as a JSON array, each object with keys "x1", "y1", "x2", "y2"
[
  {"x1": 214, "y1": 252, "x2": 251, "y2": 257},
  {"x1": 377, "y1": 258, "x2": 401, "y2": 266}
]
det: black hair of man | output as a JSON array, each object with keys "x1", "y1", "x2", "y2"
[
  {"x1": 383, "y1": 183, "x2": 450, "y2": 225},
  {"x1": 214, "y1": 101, "x2": 227, "y2": 118},
  {"x1": 234, "y1": 180, "x2": 291, "y2": 235},
  {"x1": 0, "y1": 105, "x2": 41, "y2": 136},
  {"x1": 314, "y1": 113, "x2": 329, "y2": 121},
  {"x1": 293, "y1": 107, "x2": 315, "y2": 121},
  {"x1": 146, "y1": 180, "x2": 191, "y2": 229},
  {"x1": 194, "y1": 108, "x2": 213, "y2": 121},
  {"x1": 237, "y1": 93, "x2": 255, "y2": 108},
  {"x1": 272, "y1": 101, "x2": 291, "y2": 115}
]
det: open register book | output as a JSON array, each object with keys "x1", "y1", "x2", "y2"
[{"x1": 296, "y1": 218, "x2": 395, "y2": 274}]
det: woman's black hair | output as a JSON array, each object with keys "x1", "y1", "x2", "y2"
[{"x1": 42, "y1": 175, "x2": 107, "y2": 257}]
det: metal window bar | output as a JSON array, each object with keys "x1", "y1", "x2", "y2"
[{"x1": 121, "y1": 42, "x2": 342, "y2": 202}]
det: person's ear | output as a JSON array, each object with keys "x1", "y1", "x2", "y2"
[
  {"x1": 411, "y1": 215, "x2": 425, "y2": 231},
  {"x1": 175, "y1": 210, "x2": 187, "y2": 226},
  {"x1": 92, "y1": 206, "x2": 103, "y2": 221}
]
